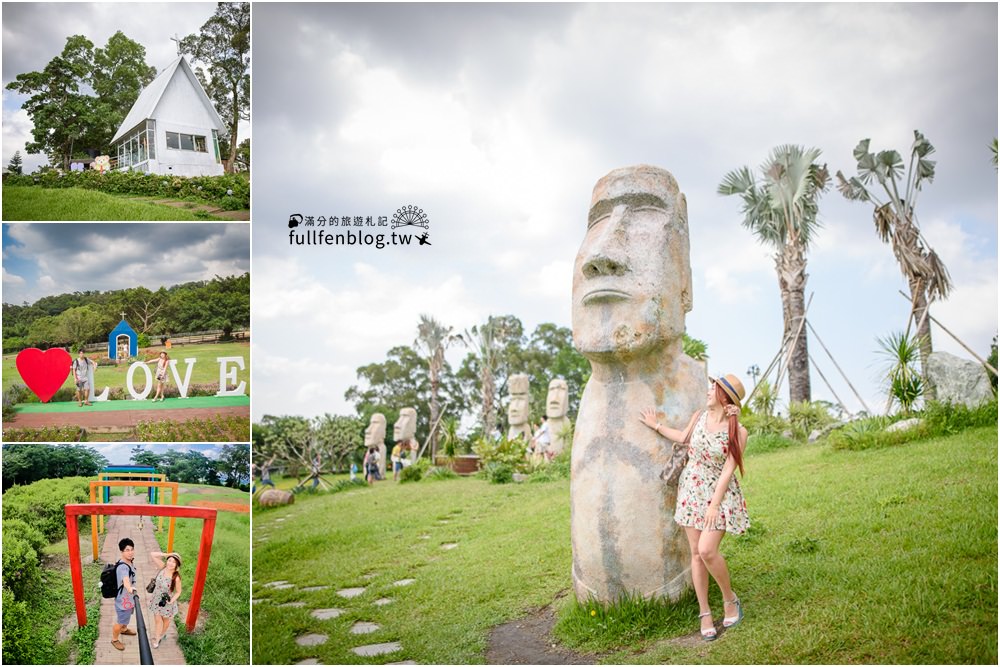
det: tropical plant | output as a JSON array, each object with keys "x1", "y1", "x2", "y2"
[
  {"x1": 682, "y1": 333, "x2": 708, "y2": 361},
  {"x1": 460, "y1": 316, "x2": 517, "y2": 435},
  {"x1": 719, "y1": 145, "x2": 829, "y2": 403},
  {"x1": 877, "y1": 331, "x2": 925, "y2": 415},
  {"x1": 439, "y1": 416, "x2": 461, "y2": 458},
  {"x1": 836, "y1": 131, "x2": 952, "y2": 400},
  {"x1": 749, "y1": 378, "x2": 778, "y2": 416},
  {"x1": 413, "y1": 314, "x2": 460, "y2": 459}
]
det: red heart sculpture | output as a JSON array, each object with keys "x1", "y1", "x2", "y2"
[{"x1": 15, "y1": 348, "x2": 73, "y2": 403}]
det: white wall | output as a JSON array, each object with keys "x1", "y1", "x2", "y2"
[{"x1": 150, "y1": 68, "x2": 224, "y2": 177}]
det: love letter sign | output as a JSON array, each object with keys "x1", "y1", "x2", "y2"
[{"x1": 15, "y1": 347, "x2": 72, "y2": 403}]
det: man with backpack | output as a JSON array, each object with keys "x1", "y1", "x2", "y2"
[
  {"x1": 110, "y1": 538, "x2": 137, "y2": 650},
  {"x1": 72, "y1": 349, "x2": 94, "y2": 407}
]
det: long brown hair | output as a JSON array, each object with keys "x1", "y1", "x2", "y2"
[
  {"x1": 715, "y1": 383, "x2": 745, "y2": 476},
  {"x1": 167, "y1": 555, "x2": 181, "y2": 593}
]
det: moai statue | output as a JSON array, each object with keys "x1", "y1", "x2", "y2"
[
  {"x1": 546, "y1": 378, "x2": 572, "y2": 457},
  {"x1": 570, "y1": 165, "x2": 707, "y2": 604},
  {"x1": 365, "y1": 413, "x2": 388, "y2": 479},
  {"x1": 506, "y1": 373, "x2": 532, "y2": 441},
  {"x1": 393, "y1": 407, "x2": 420, "y2": 464}
]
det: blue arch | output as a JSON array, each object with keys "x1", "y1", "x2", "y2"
[{"x1": 108, "y1": 320, "x2": 138, "y2": 359}]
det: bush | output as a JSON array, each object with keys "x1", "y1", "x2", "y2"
[
  {"x1": 424, "y1": 466, "x2": 459, "y2": 481},
  {"x1": 2, "y1": 519, "x2": 48, "y2": 555},
  {"x1": 473, "y1": 435, "x2": 530, "y2": 472},
  {"x1": 740, "y1": 411, "x2": 789, "y2": 437},
  {"x1": 134, "y1": 414, "x2": 250, "y2": 441},
  {"x1": 2, "y1": 586, "x2": 37, "y2": 665},
  {"x1": 400, "y1": 459, "x2": 430, "y2": 483},
  {"x1": 787, "y1": 401, "x2": 835, "y2": 440},
  {"x1": 2, "y1": 476, "x2": 91, "y2": 541},
  {"x1": 922, "y1": 399, "x2": 998, "y2": 436},
  {"x1": 2, "y1": 425, "x2": 83, "y2": 442},
  {"x1": 745, "y1": 432, "x2": 798, "y2": 455},
  {"x1": 827, "y1": 415, "x2": 926, "y2": 451},
  {"x1": 526, "y1": 450, "x2": 571, "y2": 483},
  {"x1": 484, "y1": 462, "x2": 514, "y2": 484},
  {"x1": 1, "y1": 536, "x2": 42, "y2": 600}
]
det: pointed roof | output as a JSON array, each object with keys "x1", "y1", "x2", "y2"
[{"x1": 111, "y1": 56, "x2": 227, "y2": 143}]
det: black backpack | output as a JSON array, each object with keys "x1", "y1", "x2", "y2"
[{"x1": 100, "y1": 560, "x2": 131, "y2": 599}]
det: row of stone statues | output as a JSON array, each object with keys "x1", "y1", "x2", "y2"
[{"x1": 363, "y1": 408, "x2": 419, "y2": 479}]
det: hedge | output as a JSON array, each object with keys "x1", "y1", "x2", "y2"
[
  {"x1": 5, "y1": 170, "x2": 249, "y2": 210},
  {"x1": 2, "y1": 476, "x2": 91, "y2": 542}
]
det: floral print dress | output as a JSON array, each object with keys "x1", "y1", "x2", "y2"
[
  {"x1": 673, "y1": 412, "x2": 750, "y2": 535},
  {"x1": 147, "y1": 569, "x2": 179, "y2": 618}
]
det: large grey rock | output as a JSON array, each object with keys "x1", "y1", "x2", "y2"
[
  {"x1": 927, "y1": 351, "x2": 995, "y2": 407},
  {"x1": 570, "y1": 165, "x2": 706, "y2": 604},
  {"x1": 886, "y1": 417, "x2": 923, "y2": 433}
]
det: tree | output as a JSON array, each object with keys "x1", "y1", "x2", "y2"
[
  {"x1": 459, "y1": 315, "x2": 521, "y2": 435},
  {"x1": 313, "y1": 414, "x2": 365, "y2": 472},
  {"x1": 109, "y1": 286, "x2": 170, "y2": 334},
  {"x1": 836, "y1": 131, "x2": 952, "y2": 400},
  {"x1": 217, "y1": 444, "x2": 250, "y2": 489},
  {"x1": 719, "y1": 145, "x2": 829, "y2": 404},
  {"x1": 56, "y1": 305, "x2": 109, "y2": 347},
  {"x1": 89, "y1": 31, "x2": 157, "y2": 149},
  {"x1": 181, "y1": 2, "x2": 250, "y2": 174},
  {"x1": 7, "y1": 150, "x2": 23, "y2": 175},
  {"x1": 2, "y1": 444, "x2": 107, "y2": 490},
  {"x1": 413, "y1": 314, "x2": 460, "y2": 459},
  {"x1": 5, "y1": 35, "x2": 98, "y2": 170},
  {"x1": 506, "y1": 322, "x2": 590, "y2": 422}
]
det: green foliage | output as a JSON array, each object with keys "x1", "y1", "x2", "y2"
[
  {"x1": 2, "y1": 476, "x2": 90, "y2": 542},
  {"x1": 787, "y1": 400, "x2": 835, "y2": 440},
  {"x1": 555, "y1": 589, "x2": 700, "y2": 651},
  {"x1": 526, "y1": 449, "x2": 571, "y2": 483},
  {"x1": 1, "y1": 443, "x2": 108, "y2": 490},
  {"x1": 827, "y1": 416, "x2": 922, "y2": 451},
  {"x1": 400, "y1": 459, "x2": 430, "y2": 483},
  {"x1": 133, "y1": 414, "x2": 250, "y2": 442},
  {"x1": 2, "y1": 425, "x2": 83, "y2": 443},
  {"x1": 2, "y1": 586, "x2": 36, "y2": 664},
  {"x1": 472, "y1": 435, "x2": 529, "y2": 471},
  {"x1": 740, "y1": 409, "x2": 788, "y2": 436},
  {"x1": 750, "y1": 378, "x2": 778, "y2": 416},
  {"x1": 1, "y1": 535, "x2": 42, "y2": 600},
  {"x1": 987, "y1": 335, "x2": 998, "y2": 393},
  {"x1": 1, "y1": 519, "x2": 48, "y2": 555},
  {"x1": 484, "y1": 461, "x2": 515, "y2": 484},
  {"x1": 877, "y1": 331, "x2": 925, "y2": 414},
  {"x1": 424, "y1": 465, "x2": 459, "y2": 481},
  {"x1": 921, "y1": 399, "x2": 998, "y2": 436},
  {"x1": 137, "y1": 332, "x2": 151, "y2": 348},
  {"x1": 7, "y1": 150, "x2": 23, "y2": 174},
  {"x1": 331, "y1": 478, "x2": 368, "y2": 493},
  {"x1": 746, "y1": 431, "x2": 798, "y2": 455},
  {"x1": 682, "y1": 332, "x2": 709, "y2": 361}
]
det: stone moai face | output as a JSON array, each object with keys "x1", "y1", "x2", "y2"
[
  {"x1": 507, "y1": 373, "x2": 530, "y2": 425},
  {"x1": 546, "y1": 379, "x2": 569, "y2": 419},
  {"x1": 365, "y1": 413, "x2": 386, "y2": 446},
  {"x1": 571, "y1": 164, "x2": 692, "y2": 359},
  {"x1": 393, "y1": 407, "x2": 417, "y2": 440}
]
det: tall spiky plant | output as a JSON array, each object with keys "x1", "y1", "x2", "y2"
[
  {"x1": 460, "y1": 316, "x2": 514, "y2": 437},
  {"x1": 719, "y1": 145, "x2": 830, "y2": 404},
  {"x1": 414, "y1": 314, "x2": 459, "y2": 460},
  {"x1": 876, "y1": 331, "x2": 925, "y2": 415},
  {"x1": 836, "y1": 131, "x2": 952, "y2": 400}
]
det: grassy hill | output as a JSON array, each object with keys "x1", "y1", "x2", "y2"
[
  {"x1": 2, "y1": 186, "x2": 230, "y2": 220},
  {"x1": 252, "y1": 425, "x2": 998, "y2": 664}
]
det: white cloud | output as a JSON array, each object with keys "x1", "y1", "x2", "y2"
[{"x1": 2, "y1": 267, "x2": 25, "y2": 286}]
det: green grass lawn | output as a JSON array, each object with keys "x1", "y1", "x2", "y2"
[
  {"x1": 3, "y1": 341, "x2": 250, "y2": 395},
  {"x1": 251, "y1": 425, "x2": 998, "y2": 664},
  {"x1": 2, "y1": 186, "x2": 225, "y2": 220}
]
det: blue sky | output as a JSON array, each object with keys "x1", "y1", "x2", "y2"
[
  {"x1": 92, "y1": 442, "x2": 226, "y2": 466},
  {"x1": 249, "y1": 3, "x2": 998, "y2": 425}
]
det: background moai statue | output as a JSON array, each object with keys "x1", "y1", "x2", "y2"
[
  {"x1": 570, "y1": 164, "x2": 707, "y2": 604},
  {"x1": 393, "y1": 407, "x2": 420, "y2": 464},
  {"x1": 546, "y1": 378, "x2": 572, "y2": 457},
  {"x1": 365, "y1": 413, "x2": 388, "y2": 478},
  {"x1": 506, "y1": 373, "x2": 532, "y2": 441}
]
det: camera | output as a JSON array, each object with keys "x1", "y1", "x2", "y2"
[{"x1": 158, "y1": 592, "x2": 170, "y2": 607}]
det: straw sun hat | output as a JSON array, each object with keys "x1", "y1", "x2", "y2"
[{"x1": 712, "y1": 374, "x2": 746, "y2": 407}]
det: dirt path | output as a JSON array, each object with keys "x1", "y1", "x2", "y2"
[
  {"x1": 486, "y1": 594, "x2": 601, "y2": 665},
  {"x1": 94, "y1": 496, "x2": 187, "y2": 665},
  {"x1": 11, "y1": 405, "x2": 249, "y2": 431}
]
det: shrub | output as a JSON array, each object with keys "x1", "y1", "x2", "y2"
[
  {"x1": 400, "y1": 459, "x2": 430, "y2": 483},
  {"x1": 484, "y1": 462, "x2": 514, "y2": 484},
  {"x1": 2, "y1": 519, "x2": 47, "y2": 555},
  {"x1": 424, "y1": 466, "x2": 459, "y2": 481},
  {"x1": 922, "y1": 399, "x2": 998, "y2": 436},
  {"x1": 526, "y1": 450, "x2": 571, "y2": 483},
  {"x1": 331, "y1": 478, "x2": 367, "y2": 493},
  {"x1": 134, "y1": 414, "x2": 250, "y2": 441},
  {"x1": 741, "y1": 411, "x2": 789, "y2": 436},
  {"x1": 2, "y1": 476, "x2": 91, "y2": 541},
  {"x1": 746, "y1": 432, "x2": 798, "y2": 455},
  {"x1": 787, "y1": 401, "x2": 835, "y2": 440},
  {"x1": 2, "y1": 425, "x2": 83, "y2": 442},
  {"x1": 2, "y1": 586, "x2": 37, "y2": 665},
  {"x1": 473, "y1": 435, "x2": 530, "y2": 472},
  {"x1": 1, "y1": 536, "x2": 42, "y2": 600},
  {"x1": 827, "y1": 415, "x2": 928, "y2": 451}
]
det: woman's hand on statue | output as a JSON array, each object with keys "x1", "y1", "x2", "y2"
[{"x1": 639, "y1": 408, "x2": 660, "y2": 431}]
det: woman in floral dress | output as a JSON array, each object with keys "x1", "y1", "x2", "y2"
[
  {"x1": 641, "y1": 374, "x2": 749, "y2": 641},
  {"x1": 147, "y1": 551, "x2": 183, "y2": 648}
]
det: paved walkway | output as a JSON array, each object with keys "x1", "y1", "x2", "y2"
[{"x1": 94, "y1": 495, "x2": 187, "y2": 666}]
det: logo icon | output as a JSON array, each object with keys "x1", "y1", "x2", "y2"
[
  {"x1": 288, "y1": 213, "x2": 303, "y2": 228},
  {"x1": 391, "y1": 205, "x2": 429, "y2": 229}
]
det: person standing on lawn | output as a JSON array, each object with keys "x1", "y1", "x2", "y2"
[
  {"x1": 641, "y1": 374, "x2": 750, "y2": 641},
  {"x1": 72, "y1": 349, "x2": 94, "y2": 406}
]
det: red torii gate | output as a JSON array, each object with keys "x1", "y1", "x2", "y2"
[{"x1": 65, "y1": 503, "x2": 217, "y2": 633}]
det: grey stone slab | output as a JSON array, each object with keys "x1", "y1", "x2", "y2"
[
  {"x1": 441, "y1": 543, "x2": 458, "y2": 550},
  {"x1": 351, "y1": 641, "x2": 402, "y2": 657},
  {"x1": 350, "y1": 621, "x2": 381, "y2": 634},
  {"x1": 388, "y1": 661, "x2": 418, "y2": 665},
  {"x1": 311, "y1": 608, "x2": 344, "y2": 620},
  {"x1": 392, "y1": 579, "x2": 415, "y2": 587},
  {"x1": 295, "y1": 660, "x2": 321, "y2": 665},
  {"x1": 373, "y1": 598, "x2": 394, "y2": 606},
  {"x1": 301, "y1": 585, "x2": 330, "y2": 592},
  {"x1": 279, "y1": 601, "x2": 306, "y2": 608},
  {"x1": 251, "y1": 598, "x2": 266, "y2": 605},
  {"x1": 264, "y1": 580, "x2": 292, "y2": 589},
  {"x1": 295, "y1": 633, "x2": 328, "y2": 647},
  {"x1": 337, "y1": 587, "x2": 366, "y2": 598}
]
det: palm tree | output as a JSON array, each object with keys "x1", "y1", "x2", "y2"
[
  {"x1": 413, "y1": 314, "x2": 459, "y2": 460},
  {"x1": 460, "y1": 316, "x2": 514, "y2": 438},
  {"x1": 836, "y1": 131, "x2": 952, "y2": 400},
  {"x1": 719, "y1": 145, "x2": 830, "y2": 404}
]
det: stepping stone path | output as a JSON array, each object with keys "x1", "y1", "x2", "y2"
[
  {"x1": 279, "y1": 601, "x2": 306, "y2": 608},
  {"x1": 388, "y1": 662, "x2": 418, "y2": 665},
  {"x1": 374, "y1": 598, "x2": 394, "y2": 606},
  {"x1": 301, "y1": 585, "x2": 330, "y2": 592},
  {"x1": 419, "y1": 534, "x2": 431, "y2": 540},
  {"x1": 294, "y1": 660, "x2": 321, "y2": 665},
  {"x1": 337, "y1": 587, "x2": 366, "y2": 598},
  {"x1": 264, "y1": 580, "x2": 295, "y2": 590},
  {"x1": 295, "y1": 633, "x2": 328, "y2": 647},
  {"x1": 441, "y1": 543, "x2": 458, "y2": 550},
  {"x1": 352, "y1": 641, "x2": 402, "y2": 657},
  {"x1": 251, "y1": 598, "x2": 265, "y2": 604},
  {"x1": 311, "y1": 608, "x2": 344, "y2": 620},
  {"x1": 362, "y1": 572, "x2": 378, "y2": 580},
  {"x1": 392, "y1": 579, "x2": 416, "y2": 587},
  {"x1": 350, "y1": 621, "x2": 381, "y2": 634}
]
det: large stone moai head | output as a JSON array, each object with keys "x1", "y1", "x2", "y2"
[
  {"x1": 572, "y1": 164, "x2": 692, "y2": 362},
  {"x1": 507, "y1": 374, "x2": 530, "y2": 426},
  {"x1": 570, "y1": 165, "x2": 704, "y2": 606},
  {"x1": 393, "y1": 407, "x2": 417, "y2": 441},
  {"x1": 546, "y1": 379, "x2": 569, "y2": 419},
  {"x1": 365, "y1": 413, "x2": 387, "y2": 446}
]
